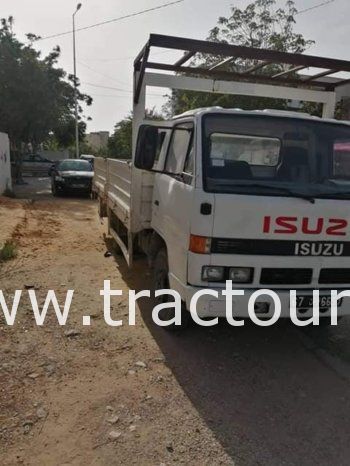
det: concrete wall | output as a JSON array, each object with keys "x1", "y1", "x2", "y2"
[{"x1": 0, "y1": 132, "x2": 12, "y2": 194}]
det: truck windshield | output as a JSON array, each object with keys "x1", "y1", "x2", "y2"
[{"x1": 202, "y1": 114, "x2": 350, "y2": 200}]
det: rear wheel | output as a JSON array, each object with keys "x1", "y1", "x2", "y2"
[{"x1": 153, "y1": 248, "x2": 190, "y2": 331}]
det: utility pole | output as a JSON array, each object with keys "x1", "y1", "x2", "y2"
[{"x1": 73, "y1": 3, "x2": 82, "y2": 159}]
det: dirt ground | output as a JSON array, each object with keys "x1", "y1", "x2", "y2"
[{"x1": 1, "y1": 177, "x2": 350, "y2": 466}]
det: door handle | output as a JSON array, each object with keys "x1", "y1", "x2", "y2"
[{"x1": 154, "y1": 200, "x2": 160, "y2": 206}]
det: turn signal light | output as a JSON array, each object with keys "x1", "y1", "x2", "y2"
[{"x1": 189, "y1": 235, "x2": 211, "y2": 254}]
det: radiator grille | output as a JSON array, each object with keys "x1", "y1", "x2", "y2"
[
  {"x1": 260, "y1": 268, "x2": 313, "y2": 285},
  {"x1": 319, "y1": 269, "x2": 350, "y2": 284}
]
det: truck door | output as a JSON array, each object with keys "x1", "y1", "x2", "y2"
[{"x1": 152, "y1": 123, "x2": 194, "y2": 286}]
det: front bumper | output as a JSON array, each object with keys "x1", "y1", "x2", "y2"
[
  {"x1": 169, "y1": 273, "x2": 350, "y2": 319},
  {"x1": 56, "y1": 179, "x2": 92, "y2": 191}
]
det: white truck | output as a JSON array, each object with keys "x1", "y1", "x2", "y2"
[{"x1": 94, "y1": 34, "x2": 350, "y2": 326}]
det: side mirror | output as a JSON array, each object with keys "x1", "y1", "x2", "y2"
[{"x1": 134, "y1": 125, "x2": 159, "y2": 170}]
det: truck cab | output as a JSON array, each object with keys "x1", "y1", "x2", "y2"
[{"x1": 135, "y1": 107, "x2": 350, "y2": 319}]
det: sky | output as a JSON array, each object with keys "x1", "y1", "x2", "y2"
[{"x1": 2, "y1": 0, "x2": 349, "y2": 134}]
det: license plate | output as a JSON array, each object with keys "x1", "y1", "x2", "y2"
[
  {"x1": 295, "y1": 295, "x2": 343, "y2": 309},
  {"x1": 71, "y1": 184, "x2": 86, "y2": 188}
]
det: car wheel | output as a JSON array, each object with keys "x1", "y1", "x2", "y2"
[{"x1": 153, "y1": 248, "x2": 190, "y2": 331}]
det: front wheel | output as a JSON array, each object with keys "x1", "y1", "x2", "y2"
[{"x1": 153, "y1": 248, "x2": 190, "y2": 331}]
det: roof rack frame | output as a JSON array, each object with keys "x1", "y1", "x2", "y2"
[
  {"x1": 134, "y1": 34, "x2": 350, "y2": 104},
  {"x1": 132, "y1": 34, "x2": 350, "y2": 150}
]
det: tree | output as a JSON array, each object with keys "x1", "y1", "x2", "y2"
[
  {"x1": 0, "y1": 17, "x2": 92, "y2": 151},
  {"x1": 208, "y1": 0, "x2": 312, "y2": 52},
  {"x1": 164, "y1": 0, "x2": 315, "y2": 117},
  {"x1": 108, "y1": 109, "x2": 163, "y2": 159},
  {"x1": 108, "y1": 114, "x2": 133, "y2": 159}
]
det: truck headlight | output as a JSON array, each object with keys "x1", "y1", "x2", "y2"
[
  {"x1": 55, "y1": 175, "x2": 64, "y2": 182},
  {"x1": 229, "y1": 267, "x2": 253, "y2": 283},
  {"x1": 202, "y1": 266, "x2": 225, "y2": 282}
]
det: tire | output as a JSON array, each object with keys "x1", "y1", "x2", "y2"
[{"x1": 153, "y1": 248, "x2": 190, "y2": 331}]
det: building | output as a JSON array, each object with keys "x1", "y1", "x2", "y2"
[
  {"x1": 0, "y1": 133, "x2": 12, "y2": 194},
  {"x1": 86, "y1": 131, "x2": 109, "y2": 151}
]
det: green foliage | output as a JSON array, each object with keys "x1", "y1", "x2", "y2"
[
  {"x1": 208, "y1": 0, "x2": 313, "y2": 53},
  {"x1": 0, "y1": 240, "x2": 17, "y2": 262},
  {"x1": 108, "y1": 109, "x2": 163, "y2": 159},
  {"x1": 79, "y1": 141, "x2": 97, "y2": 156},
  {"x1": 164, "y1": 0, "x2": 315, "y2": 117},
  {"x1": 0, "y1": 17, "x2": 92, "y2": 149},
  {"x1": 108, "y1": 114, "x2": 133, "y2": 159}
]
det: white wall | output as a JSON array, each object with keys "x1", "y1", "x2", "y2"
[{"x1": 0, "y1": 132, "x2": 11, "y2": 194}]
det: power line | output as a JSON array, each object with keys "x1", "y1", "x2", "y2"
[
  {"x1": 78, "y1": 61, "x2": 129, "y2": 87},
  {"x1": 79, "y1": 50, "x2": 175, "y2": 63},
  {"x1": 37, "y1": 0, "x2": 184, "y2": 41},
  {"x1": 85, "y1": 0, "x2": 335, "y2": 60},
  {"x1": 83, "y1": 81, "x2": 166, "y2": 97},
  {"x1": 89, "y1": 93, "x2": 132, "y2": 99},
  {"x1": 83, "y1": 81, "x2": 129, "y2": 92},
  {"x1": 297, "y1": 0, "x2": 336, "y2": 15},
  {"x1": 90, "y1": 93, "x2": 165, "y2": 99}
]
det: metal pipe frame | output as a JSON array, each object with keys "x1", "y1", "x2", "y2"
[{"x1": 133, "y1": 34, "x2": 350, "y2": 104}]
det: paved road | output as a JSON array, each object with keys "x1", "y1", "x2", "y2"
[
  {"x1": 14, "y1": 176, "x2": 52, "y2": 199},
  {"x1": 9, "y1": 176, "x2": 350, "y2": 465}
]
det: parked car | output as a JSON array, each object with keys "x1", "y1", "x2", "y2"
[
  {"x1": 80, "y1": 154, "x2": 95, "y2": 167},
  {"x1": 51, "y1": 159, "x2": 94, "y2": 196},
  {"x1": 22, "y1": 154, "x2": 53, "y2": 176}
]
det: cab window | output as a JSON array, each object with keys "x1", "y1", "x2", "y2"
[{"x1": 165, "y1": 124, "x2": 193, "y2": 175}]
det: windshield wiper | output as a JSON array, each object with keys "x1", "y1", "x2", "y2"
[{"x1": 212, "y1": 182, "x2": 316, "y2": 204}]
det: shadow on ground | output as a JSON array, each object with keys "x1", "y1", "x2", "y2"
[
  {"x1": 14, "y1": 176, "x2": 92, "y2": 202},
  {"x1": 12, "y1": 176, "x2": 95, "y2": 217},
  {"x1": 107, "y1": 247, "x2": 350, "y2": 466}
]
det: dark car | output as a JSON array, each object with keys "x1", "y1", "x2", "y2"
[
  {"x1": 51, "y1": 159, "x2": 94, "y2": 196},
  {"x1": 22, "y1": 153, "x2": 53, "y2": 176}
]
